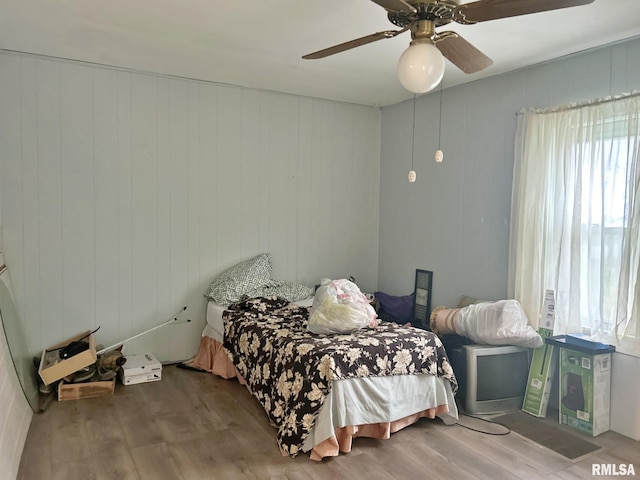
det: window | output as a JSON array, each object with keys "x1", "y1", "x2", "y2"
[
  {"x1": 509, "y1": 93, "x2": 640, "y2": 356},
  {"x1": 579, "y1": 130, "x2": 630, "y2": 335}
]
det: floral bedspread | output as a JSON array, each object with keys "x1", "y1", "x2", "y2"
[{"x1": 222, "y1": 296, "x2": 457, "y2": 457}]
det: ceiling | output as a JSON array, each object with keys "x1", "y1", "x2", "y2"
[{"x1": 1, "y1": 0, "x2": 639, "y2": 107}]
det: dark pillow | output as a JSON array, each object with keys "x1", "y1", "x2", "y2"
[{"x1": 374, "y1": 291, "x2": 415, "y2": 323}]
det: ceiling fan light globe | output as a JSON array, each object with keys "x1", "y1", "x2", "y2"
[{"x1": 398, "y1": 42, "x2": 445, "y2": 94}]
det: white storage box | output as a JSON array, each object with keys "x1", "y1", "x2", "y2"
[{"x1": 119, "y1": 353, "x2": 162, "y2": 385}]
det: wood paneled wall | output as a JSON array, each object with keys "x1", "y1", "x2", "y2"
[{"x1": 0, "y1": 52, "x2": 381, "y2": 362}]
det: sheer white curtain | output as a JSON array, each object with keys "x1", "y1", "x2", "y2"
[{"x1": 509, "y1": 92, "x2": 640, "y2": 356}]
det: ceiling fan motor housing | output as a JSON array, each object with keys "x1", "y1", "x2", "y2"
[{"x1": 388, "y1": 1, "x2": 458, "y2": 30}]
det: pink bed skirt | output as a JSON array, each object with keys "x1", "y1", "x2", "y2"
[
  {"x1": 188, "y1": 336, "x2": 450, "y2": 461},
  {"x1": 189, "y1": 336, "x2": 239, "y2": 379}
]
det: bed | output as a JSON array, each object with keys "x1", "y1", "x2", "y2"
[{"x1": 189, "y1": 295, "x2": 458, "y2": 460}]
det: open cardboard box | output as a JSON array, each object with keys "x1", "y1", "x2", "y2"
[
  {"x1": 58, "y1": 377, "x2": 115, "y2": 401},
  {"x1": 38, "y1": 330, "x2": 97, "y2": 385}
]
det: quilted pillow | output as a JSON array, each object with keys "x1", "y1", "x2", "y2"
[{"x1": 204, "y1": 253, "x2": 272, "y2": 305}]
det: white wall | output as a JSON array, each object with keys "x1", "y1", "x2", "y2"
[
  {"x1": 378, "y1": 36, "x2": 640, "y2": 440},
  {"x1": 610, "y1": 353, "x2": 640, "y2": 440},
  {"x1": 378, "y1": 38, "x2": 640, "y2": 302},
  {"x1": 0, "y1": 319, "x2": 31, "y2": 480},
  {"x1": 0, "y1": 249, "x2": 32, "y2": 480},
  {"x1": 1, "y1": 38, "x2": 639, "y2": 480},
  {"x1": 0, "y1": 52, "x2": 381, "y2": 363}
]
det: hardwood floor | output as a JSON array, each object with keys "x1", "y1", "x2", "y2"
[{"x1": 19, "y1": 365, "x2": 639, "y2": 479}]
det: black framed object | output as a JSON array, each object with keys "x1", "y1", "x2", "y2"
[{"x1": 413, "y1": 269, "x2": 433, "y2": 329}]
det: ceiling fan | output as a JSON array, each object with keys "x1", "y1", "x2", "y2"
[{"x1": 303, "y1": 0, "x2": 596, "y2": 93}]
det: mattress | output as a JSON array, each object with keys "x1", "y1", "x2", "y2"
[{"x1": 202, "y1": 301, "x2": 227, "y2": 342}]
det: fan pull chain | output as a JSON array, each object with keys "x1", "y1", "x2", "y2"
[
  {"x1": 408, "y1": 94, "x2": 417, "y2": 182},
  {"x1": 435, "y1": 82, "x2": 444, "y2": 163}
]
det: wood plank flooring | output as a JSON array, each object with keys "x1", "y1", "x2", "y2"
[{"x1": 18, "y1": 365, "x2": 639, "y2": 479}]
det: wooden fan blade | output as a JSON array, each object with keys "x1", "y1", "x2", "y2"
[
  {"x1": 302, "y1": 29, "x2": 407, "y2": 59},
  {"x1": 369, "y1": 0, "x2": 416, "y2": 12},
  {"x1": 454, "y1": 0, "x2": 595, "y2": 24},
  {"x1": 435, "y1": 32, "x2": 493, "y2": 74}
]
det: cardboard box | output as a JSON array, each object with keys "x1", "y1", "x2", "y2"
[
  {"x1": 119, "y1": 353, "x2": 162, "y2": 385},
  {"x1": 522, "y1": 331, "x2": 557, "y2": 417},
  {"x1": 58, "y1": 378, "x2": 115, "y2": 401},
  {"x1": 38, "y1": 331, "x2": 97, "y2": 386},
  {"x1": 522, "y1": 290, "x2": 557, "y2": 417},
  {"x1": 549, "y1": 335, "x2": 615, "y2": 436}
]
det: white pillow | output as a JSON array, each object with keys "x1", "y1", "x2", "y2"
[{"x1": 204, "y1": 253, "x2": 272, "y2": 305}]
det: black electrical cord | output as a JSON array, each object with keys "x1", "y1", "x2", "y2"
[
  {"x1": 451, "y1": 412, "x2": 512, "y2": 436},
  {"x1": 45, "y1": 326, "x2": 101, "y2": 353}
]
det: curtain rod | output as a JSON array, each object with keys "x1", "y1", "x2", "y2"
[{"x1": 516, "y1": 90, "x2": 640, "y2": 116}]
